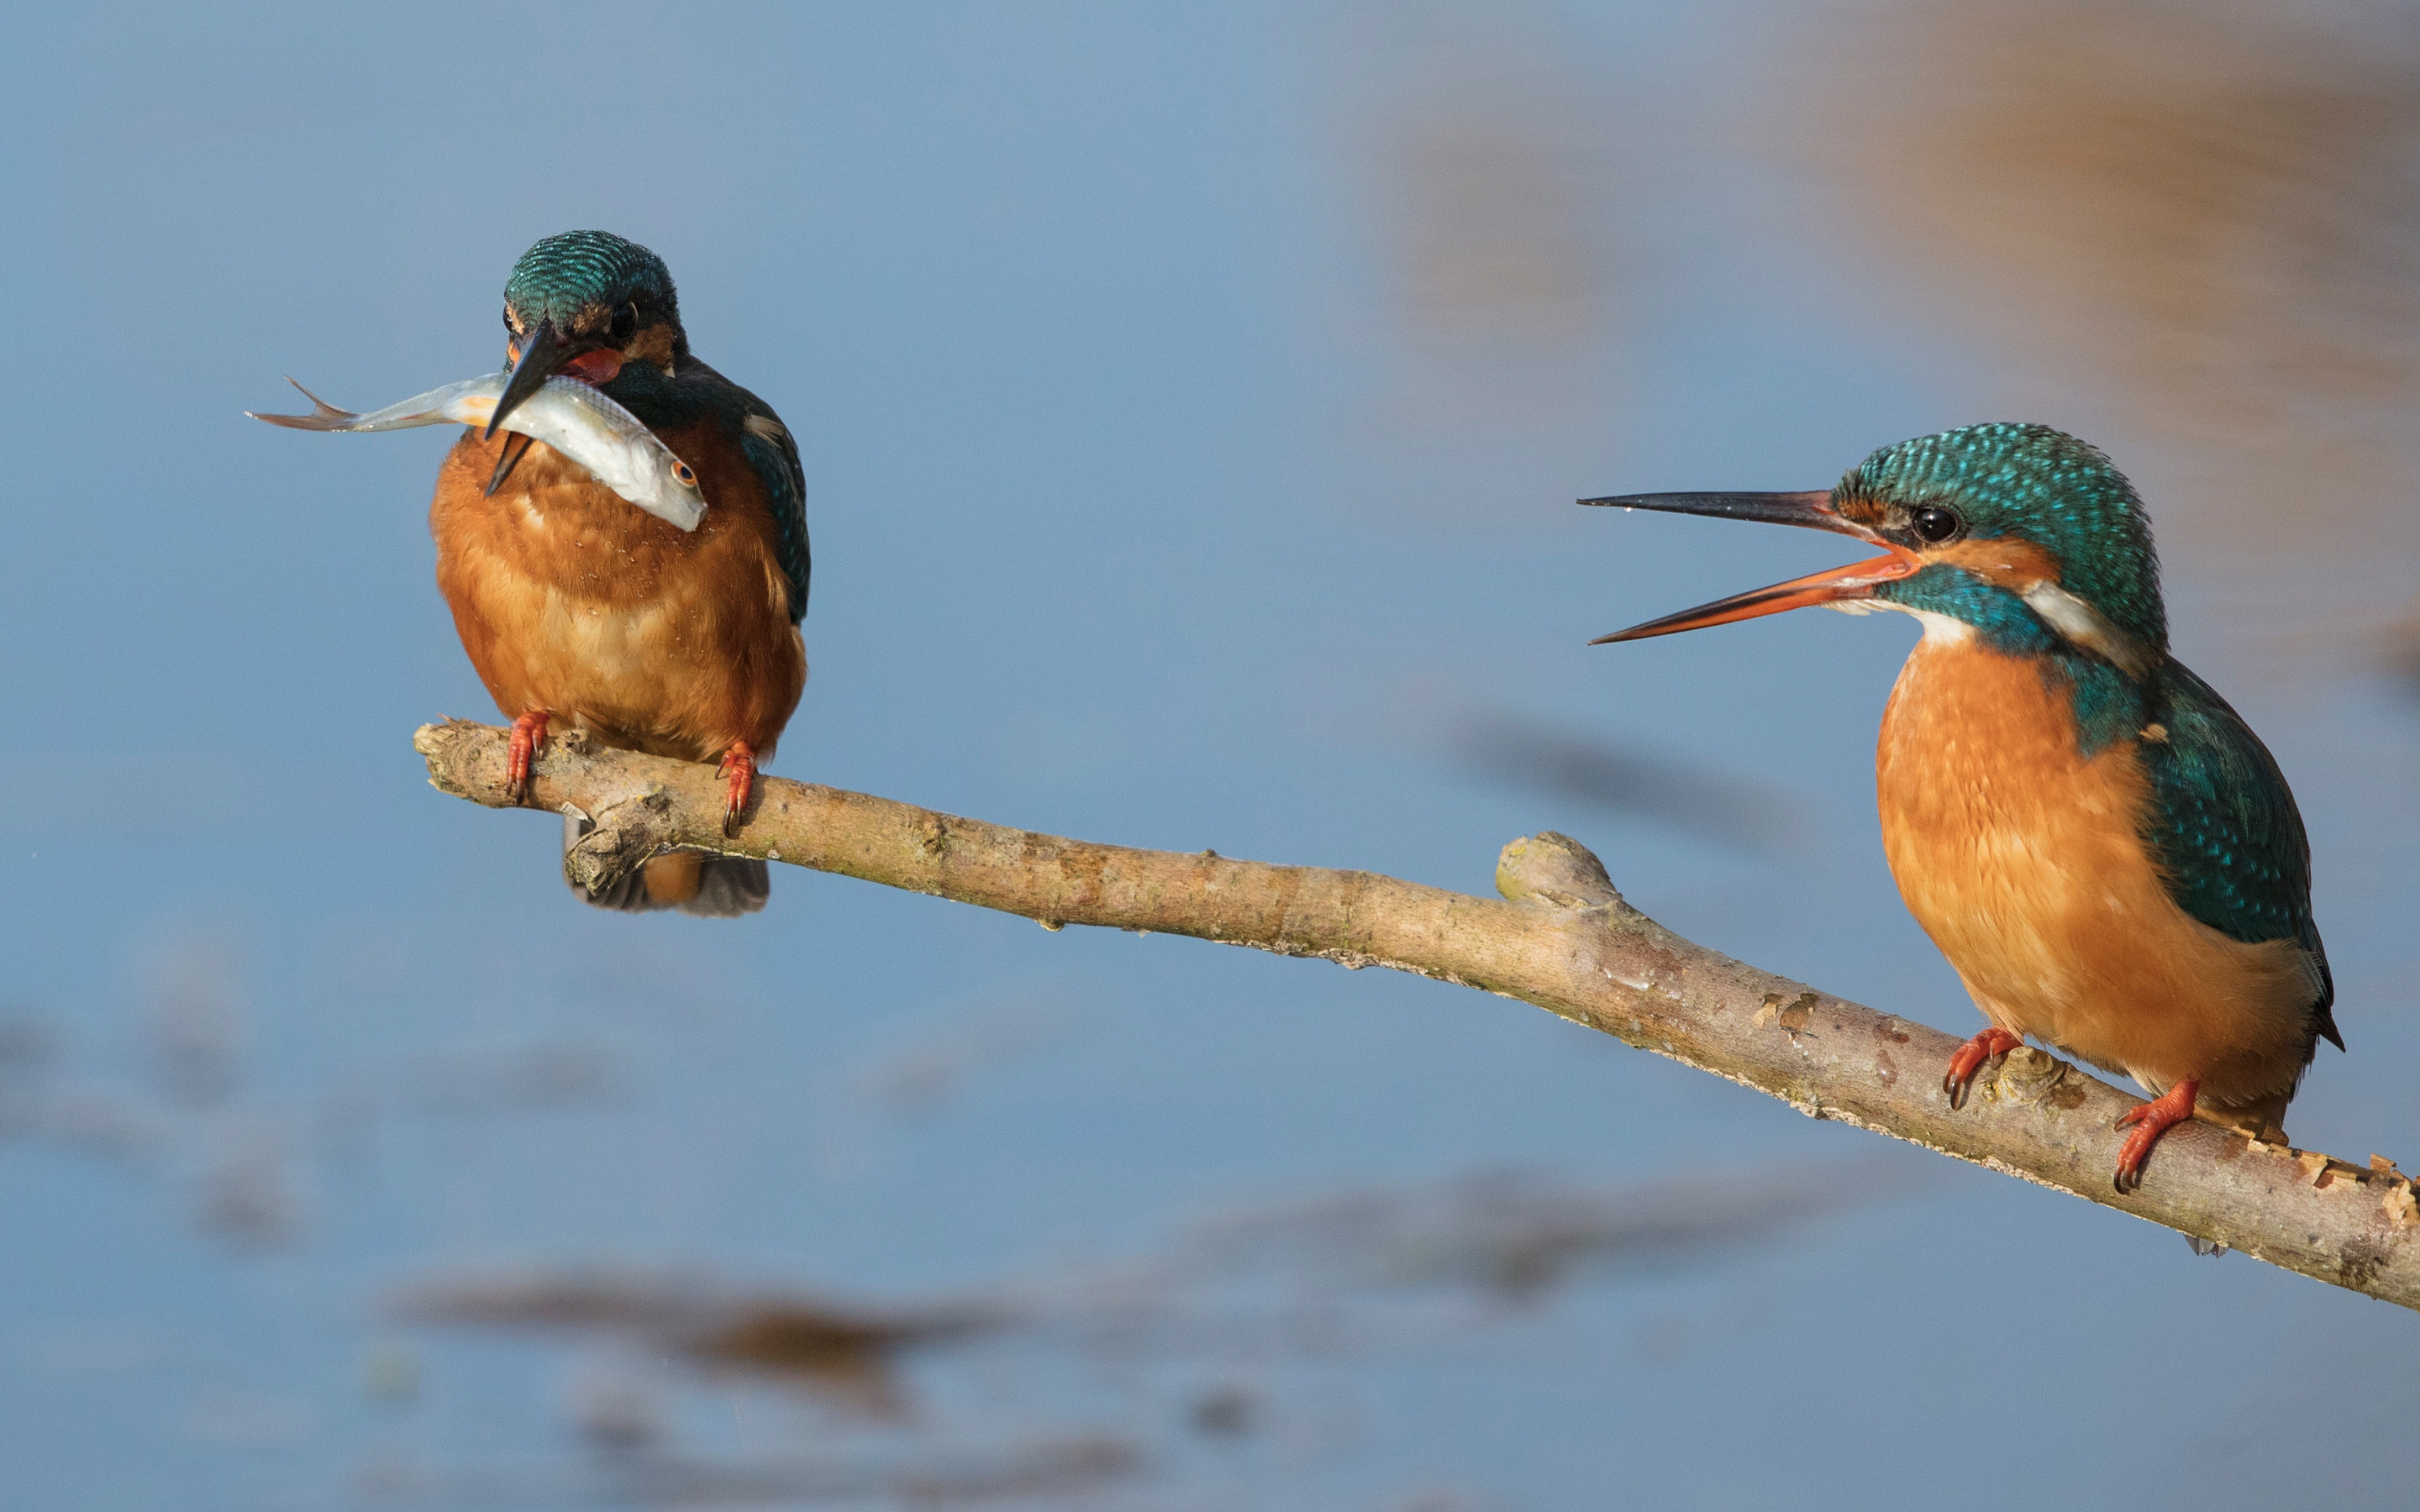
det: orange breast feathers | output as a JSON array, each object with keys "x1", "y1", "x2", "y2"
[
  {"x1": 1875, "y1": 631, "x2": 2315, "y2": 1122},
  {"x1": 429, "y1": 418, "x2": 806, "y2": 766}
]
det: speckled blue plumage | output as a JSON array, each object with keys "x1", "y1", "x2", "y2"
[{"x1": 1860, "y1": 426, "x2": 2334, "y2": 1037}]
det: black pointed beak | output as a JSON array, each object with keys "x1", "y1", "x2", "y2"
[
  {"x1": 1581, "y1": 489, "x2": 1920, "y2": 643},
  {"x1": 1579, "y1": 490, "x2": 1860, "y2": 533},
  {"x1": 484, "y1": 433, "x2": 534, "y2": 496},
  {"x1": 487, "y1": 318, "x2": 566, "y2": 439}
]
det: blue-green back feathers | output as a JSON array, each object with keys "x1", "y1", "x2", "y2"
[
  {"x1": 733, "y1": 386, "x2": 811, "y2": 625},
  {"x1": 2138, "y1": 662, "x2": 2337, "y2": 1037}
]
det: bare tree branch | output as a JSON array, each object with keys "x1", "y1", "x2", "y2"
[{"x1": 416, "y1": 718, "x2": 2420, "y2": 1311}]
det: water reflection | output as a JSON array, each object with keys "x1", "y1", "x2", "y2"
[
  {"x1": 353, "y1": 1435, "x2": 1141, "y2": 1509},
  {"x1": 1307, "y1": 0, "x2": 1637, "y2": 524},
  {"x1": 1164, "y1": 1160, "x2": 1914, "y2": 1305},
  {"x1": 812, "y1": 984, "x2": 1084, "y2": 1182},
  {"x1": 1390, "y1": 684, "x2": 1809, "y2": 853},
  {"x1": 398, "y1": 1273, "x2": 1003, "y2": 1419},
  {"x1": 1795, "y1": 0, "x2": 2420, "y2": 573},
  {"x1": 375, "y1": 1158, "x2": 1919, "y2": 1502},
  {"x1": 0, "y1": 974, "x2": 628, "y2": 1254}
]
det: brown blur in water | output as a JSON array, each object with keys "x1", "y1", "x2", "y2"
[
  {"x1": 379, "y1": 1158, "x2": 1918, "y2": 1504},
  {"x1": 1797, "y1": 0, "x2": 2420, "y2": 580},
  {"x1": 3, "y1": 937, "x2": 1926, "y2": 1508},
  {"x1": 1315, "y1": 0, "x2": 2420, "y2": 681},
  {"x1": 1368, "y1": 677, "x2": 1812, "y2": 853},
  {"x1": 1304, "y1": 2, "x2": 1638, "y2": 528},
  {"x1": 0, "y1": 940, "x2": 633, "y2": 1256},
  {"x1": 397, "y1": 1273, "x2": 1003, "y2": 1420}
]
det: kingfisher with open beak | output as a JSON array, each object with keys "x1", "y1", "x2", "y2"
[
  {"x1": 1588, "y1": 423, "x2": 2339, "y2": 1191},
  {"x1": 432, "y1": 230, "x2": 809, "y2": 916}
]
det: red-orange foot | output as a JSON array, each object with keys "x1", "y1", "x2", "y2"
[
  {"x1": 718, "y1": 741, "x2": 757, "y2": 837},
  {"x1": 506, "y1": 710, "x2": 550, "y2": 804},
  {"x1": 2113, "y1": 1079, "x2": 2198, "y2": 1194},
  {"x1": 1942, "y1": 1027, "x2": 2025, "y2": 1110}
]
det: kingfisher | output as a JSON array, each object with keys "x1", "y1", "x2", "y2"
[
  {"x1": 431, "y1": 230, "x2": 809, "y2": 916},
  {"x1": 1586, "y1": 423, "x2": 2339, "y2": 1192}
]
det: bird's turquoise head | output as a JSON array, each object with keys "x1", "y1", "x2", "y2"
[
  {"x1": 1586, "y1": 423, "x2": 2168, "y2": 680},
  {"x1": 489, "y1": 231, "x2": 688, "y2": 436}
]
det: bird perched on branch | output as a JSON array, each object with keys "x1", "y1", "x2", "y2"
[
  {"x1": 432, "y1": 230, "x2": 808, "y2": 916},
  {"x1": 1586, "y1": 424, "x2": 2338, "y2": 1191}
]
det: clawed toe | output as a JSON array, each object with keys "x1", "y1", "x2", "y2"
[
  {"x1": 505, "y1": 710, "x2": 550, "y2": 804},
  {"x1": 718, "y1": 741, "x2": 757, "y2": 837},
  {"x1": 2110, "y1": 1079, "x2": 2198, "y2": 1194},
  {"x1": 1942, "y1": 1027, "x2": 2025, "y2": 1111}
]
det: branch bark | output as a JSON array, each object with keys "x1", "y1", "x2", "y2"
[{"x1": 416, "y1": 718, "x2": 2420, "y2": 1310}]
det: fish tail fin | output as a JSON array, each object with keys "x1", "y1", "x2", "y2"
[{"x1": 246, "y1": 377, "x2": 362, "y2": 430}]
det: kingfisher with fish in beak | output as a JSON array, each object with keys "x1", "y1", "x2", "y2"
[
  {"x1": 432, "y1": 229, "x2": 810, "y2": 916},
  {"x1": 1588, "y1": 423, "x2": 2339, "y2": 1192}
]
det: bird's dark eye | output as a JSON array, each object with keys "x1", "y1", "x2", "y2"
[
  {"x1": 1911, "y1": 505, "x2": 1960, "y2": 543},
  {"x1": 608, "y1": 302, "x2": 639, "y2": 344}
]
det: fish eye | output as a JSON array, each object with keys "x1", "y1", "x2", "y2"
[
  {"x1": 672, "y1": 459, "x2": 697, "y2": 486},
  {"x1": 608, "y1": 302, "x2": 639, "y2": 344},
  {"x1": 1911, "y1": 504, "x2": 1960, "y2": 543}
]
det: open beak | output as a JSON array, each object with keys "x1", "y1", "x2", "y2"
[
  {"x1": 1580, "y1": 489, "x2": 1923, "y2": 644},
  {"x1": 486, "y1": 318, "x2": 567, "y2": 440},
  {"x1": 484, "y1": 433, "x2": 534, "y2": 497}
]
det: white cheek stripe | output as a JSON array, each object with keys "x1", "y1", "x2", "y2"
[
  {"x1": 1838, "y1": 581, "x2": 2154, "y2": 673},
  {"x1": 2019, "y1": 580, "x2": 2157, "y2": 679}
]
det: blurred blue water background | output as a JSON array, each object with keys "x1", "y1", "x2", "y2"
[{"x1": 5, "y1": 3, "x2": 2419, "y2": 1508}]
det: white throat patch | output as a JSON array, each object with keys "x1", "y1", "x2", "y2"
[{"x1": 1829, "y1": 597, "x2": 1974, "y2": 644}]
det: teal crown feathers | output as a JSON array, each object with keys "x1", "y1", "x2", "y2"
[
  {"x1": 503, "y1": 230, "x2": 680, "y2": 329},
  {"x1": 1845, "y1": 423, "x2": 2167, "y2": 652}
]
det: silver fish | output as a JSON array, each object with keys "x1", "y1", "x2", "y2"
[{"x1": 249, "y1": 374, "x2": 707, "y2": 532}]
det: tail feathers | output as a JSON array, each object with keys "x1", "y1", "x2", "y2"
[
  {"x1": 562, "y1": 814, "x2": 770, "y2": 917},
  {"x1": 2315, "y1": 1001, "x2": 2346, "y2": 1053}
]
